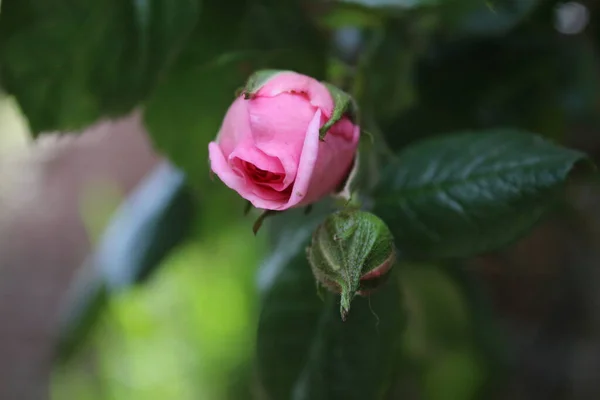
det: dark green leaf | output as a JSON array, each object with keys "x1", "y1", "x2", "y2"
[
  {"x1": 54, "y1": 162, "x2": 196, "y2": 364},
  {"x1": 373, "y1": 130, "x2": 590, "y2": 260},
  {"x1": 256, "y1": 204, "x2": 405, "y2": 400},
  {"x1": 144, "y1": 58, "x2": 248, "y2": 189},
  {"x1": 0, "y1": 0, "x2": 200, "y2": 134},
  {"x1": 140, "y1": 0, "x2": 247, "y2": 189},
  {"x1": 144, "y1": 0, "x2": 327, "y2": 189},
  {"x1": 260, "y1": 200, "x2": 337, "y2": 282}
]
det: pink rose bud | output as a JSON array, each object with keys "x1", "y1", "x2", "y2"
[{"x1": 208, "y1": 70, "x2": 360, "y2": 211}]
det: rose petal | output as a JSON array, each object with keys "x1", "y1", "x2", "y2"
[
  {"x1": 281, "y1": 109, "x2": 322, "y2": 210},
  {"x1": 209, "y1": 142, "x2": 287, "y2": 210},
  {"x1": 255, "y1": 71, "x2": 334, "y2": 118},
  {"x1": 229, "y1": 144, "x2": 285, "y2": 175},
  {"x1": 215, "y1": 97, "x2": 252, "y2": 158},
  {"x1": 296, "y1": 117, "x2": 360, "y2": 206},
  {"x1": 229, "y1": 145, "x2": 288, "y2": 192},
  {"x1": 248, "y1": 92, "x2": 316, "y2": 190}
]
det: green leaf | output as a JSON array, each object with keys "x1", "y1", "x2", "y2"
[
  {"x1": 373, "y1": 129, "x2": 591, "y2": 260},
  {"x1": 257, "y1": 256, "x2": 404, "y2": 400},
  {"x1": 141, "y1": 0, "x2": 250, "y2": 188},
  {"x1": 144, "y1": 0, "x2": 327, "y2": 189},
  {"x1": 54, "y1": 162, "x2": 196, "y2": 364},
  {"x1": 260, "y1": 200, "x2": 337, "y2": 287},
  {"x1": 144, "y1": 58, "x2": 248, "y2": 189},
  {"x1": 0, "y1": 0, "x2": 200, "y2": 135},
  {"x1": 256, "y1": 205, "x2": 405, "y2": 400}
]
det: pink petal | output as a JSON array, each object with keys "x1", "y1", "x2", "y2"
[
  {"x1": 215, "y1": 97, "x2": 252, "y2": 158},
  {"x1": 229, "y1": 142, "x2": 288, "y2": 192},
  {"x1": 255, "y1": 71, "x2": 334, "y2": 118},
  {"x1": 229, "y1": 144, "x2": 285, "y2": 175},
  {"x1": 209, "y1": 142, "x2": 287, "y2": 210},
  {"x1": 281, "y1": 109, "x2": 322, "y2": 210},
  {"x1": 248, "y1": 92, "x2": 316, "y2": 189},
  {"x1": 296, "y1": 117, "x2": 360, "y2": 206},
  {"x1": 360, "y1": 251, "x2": 395, "y2": 281}
]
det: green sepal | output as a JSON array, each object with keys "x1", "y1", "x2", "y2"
[
  {"x1": 360, "y1": 129, "x2": 375, "y2": 145},
  {"x1": 241, "y1": 69, "x2": 288, "y2": 99},
  {"x1": 306, "y1": 210, "x2": 396, "y2": 320},
  {"x1": 319, "y1": 82, "x2": 358, "y2": 141},
  {"x1": 252, "y1": 209, "x2": 279, "y2": 235}
]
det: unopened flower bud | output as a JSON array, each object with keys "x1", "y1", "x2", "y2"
[
  {"x1": 306, "y1": 210, "x2": 396, "y2": 320},
  {"x1": 208, "y1": 70, "x2": 360, "y2": 211}
]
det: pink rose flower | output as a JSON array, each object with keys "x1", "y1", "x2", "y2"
[{"x1": 208, "y1": 71, "x2": 360, "y2": 210}]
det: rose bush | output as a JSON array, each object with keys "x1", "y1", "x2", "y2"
[{"x1": 208, "y1": 71, "x2": 360, "y2": 210}]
